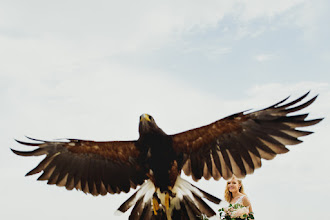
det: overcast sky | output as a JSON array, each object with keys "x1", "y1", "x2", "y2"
[{"x1": 1, "y1": 1, "x2": 329, "y2": 219}]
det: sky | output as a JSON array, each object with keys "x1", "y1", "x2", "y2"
[{"x1": 1, "y1": 0, "x2": 329, "y2": 219}]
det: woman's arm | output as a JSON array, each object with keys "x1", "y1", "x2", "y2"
[{"x1": 242, "y1": 196, "x2": 253, "y2": 213}]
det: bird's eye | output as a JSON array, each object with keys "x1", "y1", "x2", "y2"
[{"x1": 149, "y1": 115, "x2": 153, "y2": 120}]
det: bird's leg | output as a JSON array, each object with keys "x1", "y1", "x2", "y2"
[
  {"x1": 152, "y1": 192, "x2": 160, "y2": 215},
  {"x1": 165, "y1": 191, "x2": 170, "y2": 210},
  {"x1": 165, "y1": 186, "x2": 176, "y2": 210}
]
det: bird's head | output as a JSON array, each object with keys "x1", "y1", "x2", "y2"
[{"x1": 139, "y1": 114, "x2": 165, "y2": 136}]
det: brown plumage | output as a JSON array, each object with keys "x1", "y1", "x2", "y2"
[{"x1": 12, "y1": 92, "x2": 322, "y2": 219}]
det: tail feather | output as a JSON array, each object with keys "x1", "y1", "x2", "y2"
[
  {"x1": 182, "y1": 196, "x2": 202, "y2": 219},
  {"x1": 116, "y1": 177, "x2": 221, "y2": 219},
  {"x1": 191, "y1": 191, "x2": 216, "y2": 217},
  {"x1": 117, "y1": 180, "x2": 155, "y2": 213},
  {"x1": 129, "y1": 196, "x2": 145, "y2": 220},
  {"x1": 117, "y1": 191, "x2": 138, "y2": 213},
  {"x1": 192, "y1": 184, "x2": 221, "y2": 204},
  {"x1": 141, "y1": 202, "x2": 153, "y2": 220},
  {"x1": 171, "y1": 202, "x2": 190, "y2": 220}
]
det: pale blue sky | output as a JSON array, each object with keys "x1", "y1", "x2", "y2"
[{"x1": 1, "y1": 1, "x2": 329, "y2": 219}]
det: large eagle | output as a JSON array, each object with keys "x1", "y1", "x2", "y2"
[{"x1": 12, "y1": 92, "x2": 322, "y2": 219}]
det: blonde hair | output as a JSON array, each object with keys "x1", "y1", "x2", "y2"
[{"x1": 224, "y1": 176, "x2": 246, "y2": 203}]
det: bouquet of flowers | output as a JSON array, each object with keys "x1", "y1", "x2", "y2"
[{"x1": 219, "y1": 204, "x2": 254, "y2": 220}]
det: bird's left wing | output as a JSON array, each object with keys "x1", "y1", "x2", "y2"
[
  {"x1": 171, "y1": 92, "x2": 323, "y2": 181},
  {"x1": 12, "y1": 138, "x2": 147, "y2": 195}
]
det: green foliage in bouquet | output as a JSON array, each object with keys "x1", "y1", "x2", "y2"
[
  {"x1": 198, "y1": 214, "x2": 209, "y2": 220},
  {"x1": 219, "y1": 203, "x2": 254, "y2": 220}
]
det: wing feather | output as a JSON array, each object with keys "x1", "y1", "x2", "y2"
[
  {"x1": 172, "y1": 93, "x2": 323, "y2": 181},
  {"x1": 12, "y1": 139, "x2": 147, "y2": 195},
  {"x1": 211, "y1": 149, "x2": 222, "y2": 177}
]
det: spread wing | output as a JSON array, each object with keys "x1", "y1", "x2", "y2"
[
  {"x1": 172, "y1": 92, "x2": 323, "y2": 181},
  {"x1": 11, "y1": 138, "x2": 147, "y2": 195}
]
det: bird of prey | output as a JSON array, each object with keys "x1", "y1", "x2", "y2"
[{"x1": 12, "y1": 92, "x2": 322, "y2": 219}]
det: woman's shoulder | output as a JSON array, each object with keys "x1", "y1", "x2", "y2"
[
  {"x1": 241, "y1": 195, "x2": 251, "y2": 206},
  {"x1": 238, "y1": 193, "x2": 247, "y2": 200},
  {"x1": 241, "y1": 194, "x2": 248, "y2": 199}
]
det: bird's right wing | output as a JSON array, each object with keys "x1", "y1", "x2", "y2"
[
  {"x1": 12, "y1": 138, "x2": 147, "y2": 195},
  {"x1": 171, "y1": 92, "x2": 323, "y2": 181}
]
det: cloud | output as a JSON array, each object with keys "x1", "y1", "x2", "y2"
[
  {"x1": 254, "y1": 54, "x2": 275, "y2": 62},
  {"x1": 291, "y1": 0, "x2": 330, "y2": 43},
  {"x1": 1, "y1": 0, "x2": 315, "y2": 84},
  {"x1": 237, "y1": 0, "x2": 305, "y2": 21},
  {"x1": 0, "y1": 0, "x2": 312, "y2": 56},
  {"x1": 1, "y1": 1, "x2": 329, "y2": 219}
]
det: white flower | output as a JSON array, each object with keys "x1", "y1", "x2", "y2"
[{"x1": 231, "y1": 206, "x2": 249, "y2": 218}]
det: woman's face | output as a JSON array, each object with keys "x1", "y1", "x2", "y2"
[{"x1": 227, "y1": 178, "x2": 241, "y2": 193}]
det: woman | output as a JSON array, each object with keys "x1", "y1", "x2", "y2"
[
  {"x1": 225, "y1": 176, "x2": 252, "y2": 211},
  {"x1": 221, "y1": 176, "x2": 254, "y2": 219}
]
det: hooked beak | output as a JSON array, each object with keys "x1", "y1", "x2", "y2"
[{"x1": 140, "y1": 114, "x2": 151, "y2": 122}]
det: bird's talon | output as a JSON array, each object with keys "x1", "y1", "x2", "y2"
[{"x1": 152, "y1": 197, "x2": 160, "y2": 215}]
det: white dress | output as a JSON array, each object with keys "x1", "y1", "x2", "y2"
[
  {"x1": 220, "y1": 195, "x2": 252, "y2": 220},
  {"x1": 232, "y1": 195, "x2": 245, "y2": 205}
]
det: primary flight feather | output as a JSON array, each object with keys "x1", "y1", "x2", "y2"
[{"x1": 12, "y1": 92, "x2": 322, "y2": 219}]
